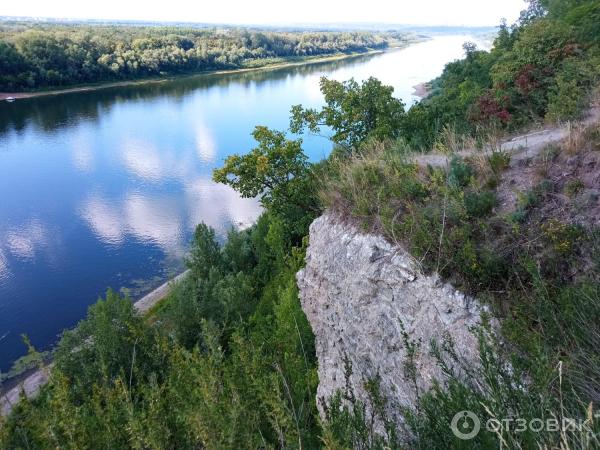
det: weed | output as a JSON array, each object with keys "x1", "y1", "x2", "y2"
[
  {"x1": 487, "y1": 150, "x2": 511, "y2": 174},
  {"x1": 565, "y1": 178, "x2": 585, "y2": 197}
]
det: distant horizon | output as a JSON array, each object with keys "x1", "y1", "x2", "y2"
[
  {"x1": 0, "y1": 0, "x2": 525, "y2": 28},
  {"x1": 0, "y1": 16, "x2": 503, "y2": 30}
]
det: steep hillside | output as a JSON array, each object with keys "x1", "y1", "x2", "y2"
[
  {"x1": 313, "y1": 111, "x2": 600, "y2": 447},
  {"x1": 2, "y1": 1, "x2": 600, "y2": 447}
]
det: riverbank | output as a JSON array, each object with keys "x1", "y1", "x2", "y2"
[
  {"x1": 0, "y1": 46, "x2": 415, "y2": 101},
  {"x1": 0, "y1": 269, "x2": 189, "y2": 416},
  {"x1": 412, "y1": 81, "x2": 432, "y2": 98},
  {"x1": 134, "y1": 269, "x2": 190, "y2": 315}
]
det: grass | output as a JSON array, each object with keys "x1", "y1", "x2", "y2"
[
  {"x1": 565, "y1": 178, "x2": 585, "y2": 197},
  {"x1": 143, "y1": 290, "x2": 176, "y2": 324},
  {"x1": 318, "y1": 125, "x2": 600, "y2": 447},
  {"x1": 0, "y1": 349, "x2": 49, "y2": 385}
]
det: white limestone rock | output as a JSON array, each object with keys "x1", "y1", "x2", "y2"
[{"x1": 297, "y1": 213, "x2": 488, "y2": 427}]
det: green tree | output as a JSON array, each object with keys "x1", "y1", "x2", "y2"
[
  {"x1": 186, "y1": 223, "x2": 222, "y2": 279},
  {"x1": 0, "y1": 24, "x2": 397, "y2": 90},
  {"x1": 290, "y1": 76, "x2": 405, "y2": 150},
  {"x1": 213, "y1": 126, "x2": 316, "y2": 236}
]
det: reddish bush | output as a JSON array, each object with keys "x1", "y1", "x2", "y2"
[
  {"x1": 515, "y1": 64, "x2": 539, "y2": 96},
  {"x1": 470, "y1": 91, "x2": 512, "y2": 125}
]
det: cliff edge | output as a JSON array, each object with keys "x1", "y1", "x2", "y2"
[{"x1": 297, "y1": 213, "x2": 488, "y2": 427}]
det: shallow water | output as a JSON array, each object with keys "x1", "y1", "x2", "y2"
[{"x1": 0, "y1": 35, "x2": 472, "y2": 371}]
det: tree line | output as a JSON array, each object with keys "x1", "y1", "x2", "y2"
[{"x1": 0, "y1": 22, "x2": 395, "y2": 91}]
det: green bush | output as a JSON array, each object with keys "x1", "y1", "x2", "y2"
[
  {"x1": 448, "y1": 156, "x2": 474, "y2": 188},
  {"x1": 464, "y1": 190, "x2": 496, "y2": 218},
  {"x1": 546, "y1": 58, "x2": 597, "y2": 122},
  {"x1": 487, "y1": 151, "x2": 511, "y2": 174}
]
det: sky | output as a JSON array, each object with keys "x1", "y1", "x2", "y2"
[{"x1": 1, "y1": 0, "x2": 526, "y2": 27}]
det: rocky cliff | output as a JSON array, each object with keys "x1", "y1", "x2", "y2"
[{"x1": 297, "y1": 213, "x2": 488, "y2": 427}]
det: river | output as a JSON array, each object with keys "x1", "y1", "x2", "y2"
[{"x1": 0, "y1": 34, "x2": 474, "y2": 372}]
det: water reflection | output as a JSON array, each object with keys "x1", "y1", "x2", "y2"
[
  {"x1": 121, "y1": 140, "x2": 174, "y2": 182},
  {"x1": 184, "y1": 177, "x2": 261, "y2": 231},
  {"x1": 79, "y1": 195, "x2": 127, "y2": 246},
  {"x1": 5, "y1": 219, "x2": 49, "y2": 260},
  {"x1": 195, "y1": 121, "x2": 217, "y2": 163},
  {"x1": 0, "y1": 36, "x2": 472, "y2": 371},
  {"x1": 71, "y1": 138, "x2": 94, "y2": 172},
  {"x1": 0, "y1": 218, "x2": 65, "y2": 278},
  {"x1": 0, "y1": 52, "x2": 383, "y2": 137},
  {"x1": 79, "y1": 183, "x2": 261, "y2": 256},
  {"x1": 0, "y1": 249, "x2": 9, "y2": 283}
]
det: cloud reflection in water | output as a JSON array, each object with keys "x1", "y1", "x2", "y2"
[{"x1": 80, "y1": 181, "x2": 261, "y2": 256}]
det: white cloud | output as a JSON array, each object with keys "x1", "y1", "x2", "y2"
[
  {"x1": 71, "y1": 135, "x2": 95, "y2": 173},
  {"x1": 185, "y1": 177, "x2": 262, "y2": 232},
  {"x1": 0, "y1": 248, "x2": 10, "y2": 282},
  {"x1": 79, "y1": 195, "x2": 126, "y2": 245},
  {"x1": 195, "y1": 122, "x2": 217, "y2": 163},
  {"x1": 122, "y1": 139, "x2": 167, "y2": 182},
  {"x1": 78, "y1": 184, "x2": 260, "y2": 258},
  {"x1": 1, "y1": 0, "x2": 526, "y2": 26},
  {"x1": 120, "y1": 138, "x2": 204, "y2": 183},
  {"x1": 79, "y1": 192, "x2": 184, "y2": 255},
  {"x1": 124, "y1": 193, "x2": 185, "y2": 256},
  {"x1": 5, "y1": 219, "x2": 48, "y2": 259},
  {"x1": 0, "y1": 218, "x2": 64, "y2": 276}
]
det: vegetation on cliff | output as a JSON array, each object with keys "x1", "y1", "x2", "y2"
[{"x1": 2, "y1": 0, "x2": 600, "y2": 448}]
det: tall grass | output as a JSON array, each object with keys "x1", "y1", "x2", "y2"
[{"x1": 317, "y1": 128, "x2": 600, "y2": 448}]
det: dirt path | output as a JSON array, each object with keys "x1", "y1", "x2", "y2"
[
  {"x1": 0, "y1": 270, "x2": 189, "y2": 417},
  {"x1": 413, "y1": 106, "x2": 600, "y2": 168}
]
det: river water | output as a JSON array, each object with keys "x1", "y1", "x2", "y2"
[{"x1": 0, "y1": 35, "x2": 472, "y2": 371}]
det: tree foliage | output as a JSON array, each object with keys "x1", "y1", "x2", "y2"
[
  {"x1": 1, "y1": 213, "x2": 320, "y2": 449},
  {"x1": 400, "y1": 0, "x2": 600, "y2": 149},
  {"x1": 213, "y1": 126, "x2": 317, "y2": 237},
  {"x1": 0, "y1": 23, "x2": 394, "y2": 90},
  {"x1": 3, "y1": 2, "x2": 600, "y2": 447},
  {"x1": 290, "y1": 76, "x2": 405, "y2": 150}
]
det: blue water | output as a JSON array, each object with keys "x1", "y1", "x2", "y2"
[{"x1": 0, "y1": 35, "x2": 470, "y2": 372}]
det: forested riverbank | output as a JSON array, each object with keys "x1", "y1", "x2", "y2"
[
  {"x1": 0, "y1": 22, "x2": 413, "y2": 91},
  {"x1": 0, "y1": 47, "x2": 392, "y2": 99}
]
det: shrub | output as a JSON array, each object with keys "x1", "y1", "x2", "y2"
[
  {"x1": 541, "y1": 219, "x2": 584, "y2": 255},
  {"x1": 564, "y1": 178, "x2": 585, "y2": 197},
  {"x1": 487, "y1": 150, "x2": 511, "y2": 174},
  {"x1": 447, "y1": 156, "x2": 474, "y2": 188},
  {"x1": 464, "y1": 190, "x2": 496, "y2": 218}
]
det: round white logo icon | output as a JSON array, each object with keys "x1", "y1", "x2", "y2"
[{"x1": 451, "y1": 410, "x2": 481, "y2": 440}]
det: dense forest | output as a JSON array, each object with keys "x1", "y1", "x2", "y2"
[
  {"x1": 0, "y1": 23, "x2": 398, "y2": 91},
  {"x1": 2, "y1": 0, "x2": 600, "y2": 448}
]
